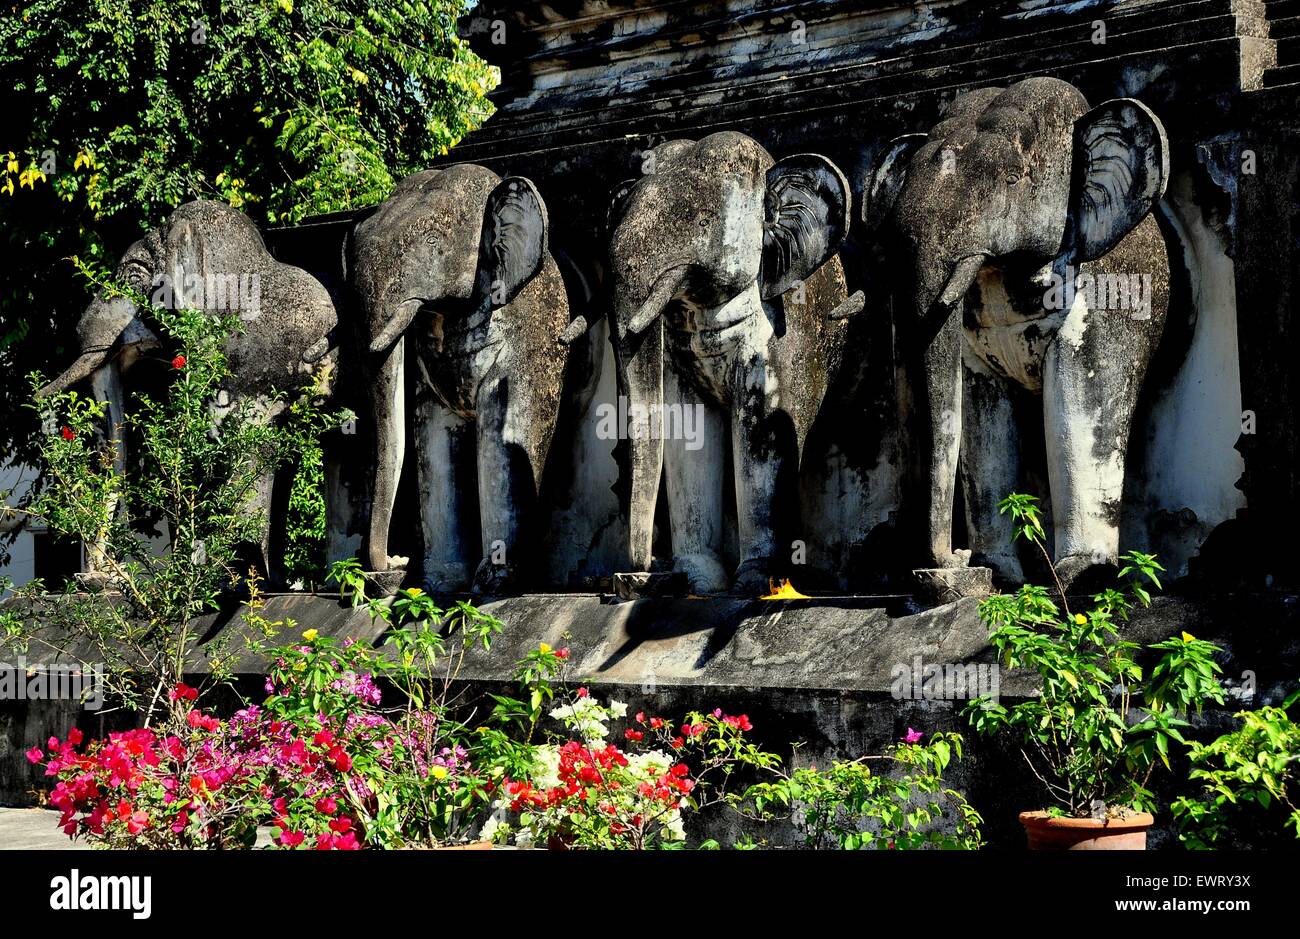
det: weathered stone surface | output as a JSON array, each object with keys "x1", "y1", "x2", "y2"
[
  {"x1": 611, "y1": 572, "x2": 688, "y2": 600},
  {"x1": 911, "y1": 567, "x2": 993, "y2": 605}
]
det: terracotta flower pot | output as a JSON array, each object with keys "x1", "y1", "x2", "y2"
[{"x1": 1018, "y1": 810, "x2": 1155, "y2": 850}]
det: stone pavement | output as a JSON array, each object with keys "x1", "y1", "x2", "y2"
[{"x1": 0, "y1": 808, "x2": 83, "y2": 850}]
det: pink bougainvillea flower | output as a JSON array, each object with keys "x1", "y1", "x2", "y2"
[
  {"x1": 315, "y1": 796, "x2": 338, "y2": 816},
  {"x1": 575, "y1": 687, "x2": 589, "y2": 698},
  {"x1": 171, "y1": 354, "x2": 187, "y2": 370},
  {"x1": 25, "y1": 747, "x2": 43, "y2": 764},
  {"x1": 279, "y1": 830, "x2": 305, "y2": 848},
  {"x1": 328, "y1": 816, "x2": 353, "y2": 834},
  {"x1": 327, "y1": 747, "x2": 352, "y2": 772},
  {"x1": 903, "y1": 727, "x2": 923, "y2": 744},
  {"x1": 169, "y1": 683, "x2": 198, "y2": 703},
  {"x1": 313, "y1": 729, "x2": 334, "y2": 748}
]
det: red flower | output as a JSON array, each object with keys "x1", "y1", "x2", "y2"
[
  {"x1": 624, "y1": 729, "x2": 644, "y2": 742},
  {"x1": 279, "y1": 830, "x2": 305, "y2": 848},
  {"x1": 555, "y1": 647, "x2": 570, "y2": 660},
  {"x1": 169, "y1": 683, "x2": 198, "y2": 703},
  {"x1": 328, "y1": 816, "x2": 353, "y2": 834},
  {"x1": 670, "y1": 737, "x2": 684, "y2": 749},
  {"x1": 315, "y1": 796, "x2": 338, "y2": 816},
  {"x1": 60, "y1": 426, "x2": 75, "y2": 441},
  {"x1": 327, "y1": 747, "x2": 352, "y2": 772},
  {"x1": 575, "y1": 687, "x2": 589, "y2": 698},
  {"x1": 635, "y1": 711, "x2": 645, "y2": 723},
  {"x1": 313, "y1": 729, "x2": 334, "y2": 748},
  {"x1": 171, "y1": 354, "x2": 187, "y2": 370},
  {"x1": 66, "y1": 728, "x2": 83, "y2": 746},
  {"x1": 126, "y1": 811, "x2": 149, "y2": 834},
  {"x1": 25, "y1": 747, "x2": 43, "y2": 764}
]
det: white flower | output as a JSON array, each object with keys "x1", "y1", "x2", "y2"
[{"x1": 609, "y1": 700, "x2": 628, "y2": 718}]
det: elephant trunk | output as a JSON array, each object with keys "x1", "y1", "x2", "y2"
[
  {"x1": 613, "y1": 285, "x2": 668, "y2": 572},
  {"x1": 908, "y1": 252, "x2": 986, "y2": 567}
]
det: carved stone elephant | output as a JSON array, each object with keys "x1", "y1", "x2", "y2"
[
  {"x1": 607, "y1": 131, "x2": 860, "y2": 594},
  {"x1": 38, "y1": 200, "x2": 341, "y2": 582},
  {"x1": 864, "y1": 77, "x2": 1171, "y2": 589},
  {"x1": 352, "y1": 164, "x2": 575, "y2": 594}
]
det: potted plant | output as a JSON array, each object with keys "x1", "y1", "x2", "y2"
[{"x1": 963, "y1": 494, "x2": 1226, "y2": 850}]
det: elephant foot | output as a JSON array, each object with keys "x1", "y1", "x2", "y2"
[
  {"x1": 1054, "y1": 553, "x2": 1119, "y2": 596},
  {"x1": 472, "y1": 559, "x2": 520, "y2": 597},
  {"x1": 424, "y1": 561, "x2": 471, "y2": 595},
  {"x1": 362, "y1": 558, "x2": 409, "y2": 597},
  {"x1": 74, "y1": 571, "x2": 115, "y2": 594},
  {"x1": 910, "y1": 566, "x2": 992, "y2": 606},
  {"x1": 673, "y1": 553, "x2": 730, "y2": 595},
  {"x1": 971, "y1": 551, "x2": 1026, "y2": 587},
  {"x1": 731, "y1": 558, "x2": 776, "y2": 597},
  {"x1": 927, "y1": 548, "x2": 973, "y2": 570}
]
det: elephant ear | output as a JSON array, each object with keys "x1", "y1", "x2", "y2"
[
  {"x1": 606, "y1": 177, "x2": 640, "y2": 237},
  {"x1": 476, "y1": 176, "x2": 548, "y2": 309},
  {"x1": 1066, "y1": 98, "x2": 1169, "y2": 262},
  {"x1": 862, "y1": 134, "x2": 928, "y2": 231},
  {"x1": 761, "y1": 154, "x2": 850, "y2": 300}
]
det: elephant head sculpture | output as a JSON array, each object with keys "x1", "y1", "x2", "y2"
[
  {"x1": 352, "y1": 163, "x2": 575, "y2": 594},
  {"x1": 865, "y1": 77, "x2": 1171, "y2": 589},
  {"x1": 39, "y1": 200, "x2": 340, "y2": 582},
  {"x1": 607, "y1": 131, "x2": 860, "y2": 593}
]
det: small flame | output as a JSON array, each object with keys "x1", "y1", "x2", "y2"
[{"x1": 760, "y1": 578, "x2": 810, "y2": 601}]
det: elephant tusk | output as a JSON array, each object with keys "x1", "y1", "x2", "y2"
[
  {"x1": 557, "y1": 315, "x2": 589, "y2": 345},
  {"x1": 622, "y1": 266, "x2": 688, "y2": 338},
  {"x1": 827, "y1": 290, "x2": 866, "y2": 321},
  {"x1": 937, "y1": 255, "x2": 987, "y2": 310},
  {"x1": 38, "y1": 350, "x2": 111, "y2": 398}
]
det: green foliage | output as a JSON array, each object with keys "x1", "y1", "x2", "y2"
[
  {"x1": 257, "y1": 594, "x2": 555, "y2": 847},
  {"x1": 0, "y1": 266, "x2": 340, "y2": 719},
  {"x1": 0, "y1": 0, "x2": 495, "y2": 462},
  {"x1": 963, "y1": 493, "x2": 1226, "y2": 818},
  {"x1": 325, "y1": 556, "x2": 368, "y2": 607},
  {"x1": 737, "y1": 733, "x2": 983, "y2": 849},
  {"x1": 1171, "y1": 688, "x2": 1300, "y2": 848}
]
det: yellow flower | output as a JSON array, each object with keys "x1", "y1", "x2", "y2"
[
  {"x1": 1181, "y1": 631, "x2": 1196, "y2": 642},
  {"x1": 430, "y1": 766, "x2": 449, "y2": 780},
  {"x1": 302, "y1": 629, "x2": 319, "y2": 641},
  {"x1": 539, "y1": 642, "x2": 552, "y2": 655},
  {"x1": 1074, "y1": 614, "x2": 1087, "y2": 625}
]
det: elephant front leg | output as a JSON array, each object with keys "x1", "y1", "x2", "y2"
[
  {"x1": 662, "y1": 364, "x2": 728, "y2": 594},
  {"x1": 365, "y1": 339, "x2": 408, "y2": 579},
  {"x1": 615, "y1": 322, "x2": 666, "y2": 574},
  {"x1": 471, "y1": 378, "x2": 530, "y2": 595},
  {"x1": 80, "y1": 361, "x2": 128, "y2": 587},
  {"x1": 729, "y1": 350, "x2": 792, "y2": 595},
  {"x1": 913, "y1": 311, "x2": 967, "y2": 570},
  {"x1": 961, "y1": 348, "x2": 1025, "y2": 583},
  {"x1": 415, "y1": 390, "x2": 473, "y2": 593},
  {"x1": 1043, "y1": 313, "x2": 1144, "y2": 591}
]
